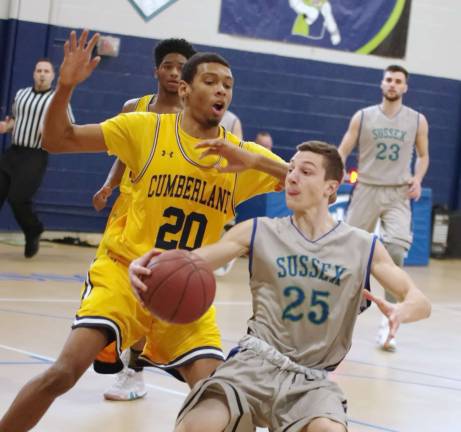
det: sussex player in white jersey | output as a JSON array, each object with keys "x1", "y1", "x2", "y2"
[
  {"x1": 130, "y1": 140, "x2": 431, "y2": 432},
  {"x1": 338, "y1": 65, "x2": 430, "y2": 351}
]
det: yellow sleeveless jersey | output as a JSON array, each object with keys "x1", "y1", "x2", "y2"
[
  {"x1": 100, "y1": 112, "x2": 283, "y2": 262},
  {"x1": 119, "y1": 94, "x2": 155, "y2": 193},
  {"x1": 96, "y1": 94, "x2": 155, "y2": 257}
]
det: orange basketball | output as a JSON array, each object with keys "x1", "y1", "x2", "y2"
[{"x1": 140, "y1": 249, "x2": 216, "y2": 324}]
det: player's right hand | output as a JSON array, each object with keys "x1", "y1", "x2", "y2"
[
  {"x1": 92, "y1": 185, "x2": 112, "y2": 211},
  {"x1": 362, "y1": 289, "x2": 400, "y2": 348},
  {"x1": 59, "y1": 30, "x2": 101, "y2": 88},
  {"x1": 128, "y1": 248, "x2": 162, "y2": 306}
]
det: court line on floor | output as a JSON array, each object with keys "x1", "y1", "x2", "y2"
[
  {"x1": 0, "y1": 296, "x2": 459, "y2": 314},
  {"x1": 0, "y1": 343, "x2": 398, "y2": 432},
  {"x1": 335, "y1": 372, "x2": 461, "y2": 392},
  {"x1": 0, "y1": 298, "x2": 251, "y2": 306},
  {"x1": 1, "y1": 306, "x2": 460, "y2": 385}
]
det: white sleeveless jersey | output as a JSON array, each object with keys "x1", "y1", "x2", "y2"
[
  {"x1": 247, "y1": 216, "x2": 376, "y2": 370},
  {"x1": 357, "y1": 104, "x2": 420, "y2": 186}
]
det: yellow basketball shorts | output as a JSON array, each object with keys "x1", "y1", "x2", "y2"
[
  {"x1": 95, "y1": 192, "x2": 131, "y2": 258},
  {"x1": 73, "y1": 254, "x2": 224, "y2": 377}
]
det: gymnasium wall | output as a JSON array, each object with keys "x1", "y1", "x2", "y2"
[{"x1": 0, "y1": 0, "x2": 460, "y2": 232}]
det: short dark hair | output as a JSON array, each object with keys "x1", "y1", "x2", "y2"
[
  {"x1": 296, "y1": 141, "x2": 344, "y2": 183},
  {"x1": 154, "y1": 38, "x2": 196, "y2": 67},
  {"x1": 35, "y1": 58, "x2": 54, "y2": 70},
  {"x1": 385, "y1": 64, "x2": 409, "y2": 81},
  {"x1": 181, "y1": 52, "x2": 230, "y2": 83}
]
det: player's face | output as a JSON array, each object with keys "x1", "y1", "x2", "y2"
[
  {"x1": 285, "y1": 151, "x2": 338, "y2": 212},
  {"x1": 33, "y1": 61, "x2": 55, "y2": 91},
  {"x1": 155, "y1": 53, "x2": 188, "y2": 94},
  {"x1": 381, "y1": 71, "x2": 407, "y2": 102},
  {"x1": 181, "y1": 62, "x2": 233, "y2": 127}
]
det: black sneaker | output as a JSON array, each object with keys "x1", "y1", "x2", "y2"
[{"x1": 25, "y1": 233, "x2": 41, "y2": 258}]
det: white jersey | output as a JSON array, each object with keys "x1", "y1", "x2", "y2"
[
  {"x1": 357, "y1": 104, "x2": 420, "y2": 186},
  {"x1": 248, "y1": 216, "x2": 376, "y2": 370}
]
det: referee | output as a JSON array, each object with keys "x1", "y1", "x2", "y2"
[{"x1": 0, "y1": 58, "x2": 74, "y2": 257}]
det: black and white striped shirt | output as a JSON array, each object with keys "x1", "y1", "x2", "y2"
[{"x1": 11, "y1": 87, "x2": 74, "y2": 150}]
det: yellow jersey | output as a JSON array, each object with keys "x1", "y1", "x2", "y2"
[
  {"x1": 119, "y1": 94, "x2": 155, "y2": 193},
  {"x1": 100, "y1": 112, "x2": 283, "y2": 261}
]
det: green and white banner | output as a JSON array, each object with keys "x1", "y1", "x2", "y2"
[{"x1": 219, "y1": 0, "x2": 412, "y2": 58}]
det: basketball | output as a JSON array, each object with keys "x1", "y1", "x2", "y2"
[{"x1": 140, "y1": 249, "x2": 216, "y2": 324}]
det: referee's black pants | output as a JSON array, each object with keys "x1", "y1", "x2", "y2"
[{"x1": 0, "y1": 145, "x2": 48, "y2": 237}]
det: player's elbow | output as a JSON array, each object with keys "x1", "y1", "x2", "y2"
[
  {"x1": 422, "y1": 296, "x2": 432, "y2": 319},
  {"x1": 42, "y1": 128, "x2": 74, "y2": 153},
  {"x1": 42, "y1": 136, "x2": 63, "y2": 153}
]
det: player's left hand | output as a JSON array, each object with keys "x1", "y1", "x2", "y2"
[
  {"x1": 196, "y1": 138, "x2": 256, "y2": 173},
  {"x1": 362, "y1": 290, "x2": 401, "y2": 347},
  {"x1": 407, "y1": 176, "x2": 421, "y2": 201},
  {"x1": 129, "y1": 248, "x2": 162, "y2": 306}
]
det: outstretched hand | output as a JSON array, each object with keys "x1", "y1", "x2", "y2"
[
  {"x1": 59, "y1": 29, "x2": 101, "y2": 88},
  {"x1": 128, "y1": 248, "x2": 163, "y2": 306},
  {"x1": 363, "y1": 290, "x2": 401, "y2": 346},
  {"x1": 196, "y1": 138, "x2": 256, "y2": 173}
]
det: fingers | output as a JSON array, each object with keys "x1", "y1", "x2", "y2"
[
  {"x1": 63, "y1": 40, "x2": 70, "y2": 57},
  {"x1": 362, "y1": 289, "x2": 380, "y2": 304},
  {"x1": 386, "y1": 317, "x2": 400, "y2": 345},
  {"x1": 87, "y1": 32, "x2": 100, "y2": 53},
  {"x1": 70, "y1": 30, "x2": 77, "y2": 51},
  {"x1": 195, "y1": 138, "x2": 226, "y2": 149},
  {"x1": 198, "y1": 148, "x2": 218, "y2": 159},
  {"x1": 78, "y1": 29, "x2": 89, "y2": 49},
  {"x1": 362, "y1": 289, "x2": 391, "y2": 316},
  {"x1": 90, "y1": 56, "x2": 101, "y2": 71},
  {"x1": 130, "y1": 266, "x2": 150, "y2": 292}
]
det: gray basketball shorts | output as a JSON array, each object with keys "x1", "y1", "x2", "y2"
[
  {"x1": 346, "y1": 183, "x2": 412, "y2": 249},
  {"x1": 176, "y1": 336, "x2": 348, "y2": 432}
]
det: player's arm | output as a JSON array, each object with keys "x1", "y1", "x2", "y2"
[
  {"x1": 129, "y1": 220, "x2": 253, "y2": 300},
  {"x1": 193, "y1": 219, "x2": 252, "y2": 269},
  {"x1": 367, "y1": 240, "x2": 431, "y2": 344},
  {"x1": 92, "y1": 158, "x2": 127, "y2": 211},
  {"x1": 338, "y1": 110, "x2": 362, "y2": 164},
  {"x1": 196, "y1": 138, "x2": 288, "y2": 184},
  {"x1": 92, "y1": 99, "x2": 138, "y2": 211},
  {"x1": 43, "y1": 30, "x2": 105, "y2": 153},
  {"x1": 408, "y1": 114, "x2": 429, "y2": 200}
]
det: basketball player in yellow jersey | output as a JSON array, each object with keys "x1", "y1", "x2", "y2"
[
  {"x1": 0, "y1": 30, "x2": 288, "y2": 432},
  {"x1": 92, "y1": 38, "x2": 196, "y2": 214},
  {"x1": 91, "y1": 38, "x2": 197, "y2": 401}
]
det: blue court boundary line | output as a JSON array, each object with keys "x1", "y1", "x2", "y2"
[
  {"x1": 0, "y1": 307, "x2": 460, "y2": 386},
  {"x1": 335, "y1": 372, "x2": 461, "y2": 393},
  {"x1": 0, "y1": 354, "x2": 398, "y2": 432}
]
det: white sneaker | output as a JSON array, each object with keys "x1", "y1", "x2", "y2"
[
  {"x1": 104, "y1": 350, "x2": 147, "y2": 401},
  {"x1": 376, "y1": 318, "x2": 397, "y2": 352}
]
